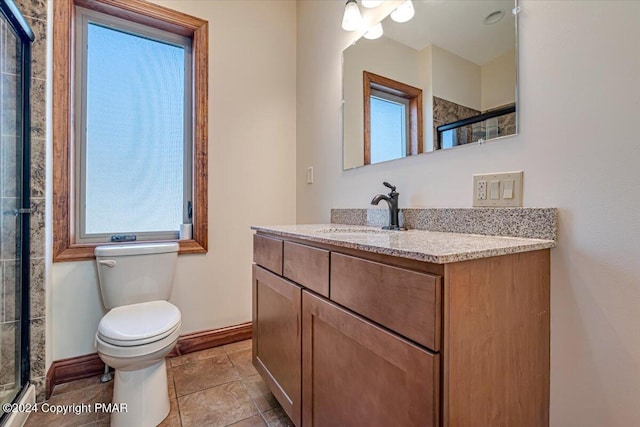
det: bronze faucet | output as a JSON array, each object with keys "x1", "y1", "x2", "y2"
[{"x1": 371, "y1": 182, "x2": 404, "y2": 230}]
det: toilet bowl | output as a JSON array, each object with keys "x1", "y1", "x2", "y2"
[
  {"x1": 96, "y1": 301, "x2": 181, "y2": 427},
  {"x1": 94, "y1": 243, "x2": 181, "y2": 427}
]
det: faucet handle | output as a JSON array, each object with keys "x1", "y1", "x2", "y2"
[{"x1": 383, "y1": 182, "x2": 396, "y2": 192}]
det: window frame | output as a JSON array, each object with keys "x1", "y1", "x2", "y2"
[
  {"x1": 53, "y1": 0, "x2": 208, "y2": 261},
  {"x1": 363, "y1": 71, "x2": 423, "y2": 165}
]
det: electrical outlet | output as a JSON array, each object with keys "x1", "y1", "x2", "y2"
[
  {"x1": 473, "y1": 171, "x2": 523, "y2": 207},
  {"x1": 477, "y1": 180, "x2": 487, "y2": 200}
]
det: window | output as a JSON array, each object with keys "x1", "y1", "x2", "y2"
[
  {"x1": 363, "y1": 71, "x2": 423, "y2": 165},
  {"x1": 53, "y1": 0, "x2": 208, "y2": 261},
  {"x1": 369, "y1": 90, "x2": 409, "y2": 164},
  {"x1": 76, "y1": 10, "x2": 192, "y2": 242}
]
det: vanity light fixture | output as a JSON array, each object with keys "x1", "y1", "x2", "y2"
[
  {"x1": 362, "y1": 0, "x2": 384, "y2": 8},
  {"x1": 483, "y1": 10, "x2": 505, "y2": 25},
  {"x1": 390, "y1": 0, "x2": 415, "y2": 23},
  {"x1": 364, "y1": 22, "x2": 383, "y2": 39},
  {"x1": 342, "y1": 0, "x2": 364, "y2": 31}
]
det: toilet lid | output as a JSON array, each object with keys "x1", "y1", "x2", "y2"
[{"x1": 98, "y1": 301, "x2": 181, "y2": 346}]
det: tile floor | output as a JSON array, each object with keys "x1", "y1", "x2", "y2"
[{"x1": 24, "y1": 340, "x2": 294, "y2": 427}]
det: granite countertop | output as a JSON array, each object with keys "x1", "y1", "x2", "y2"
[{"x1": 251, "y1": 224, "x2": 556, "y2": 264}]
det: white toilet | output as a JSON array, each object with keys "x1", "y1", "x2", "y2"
[{"x1": 94, "y1": 242, "x2": 182, "y2": 427}]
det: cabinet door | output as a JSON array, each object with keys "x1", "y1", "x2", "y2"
[
  {"x1": 302, "y1": 291, "x2": 439, "y2": 427},
  {"x1": 252, "y1": 265, "x2": 301, "y2": 426}
]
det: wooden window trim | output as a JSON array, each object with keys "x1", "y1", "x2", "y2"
[
  {"x1": 53, "y1": 0, "x2": 208, "y2": 262},
  {"x1": 363, "y1": 71, "x2": 423, "y2": 165}
]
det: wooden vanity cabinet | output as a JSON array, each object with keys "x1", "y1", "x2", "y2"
[
  {"x1": 252, "y1": 232, "x2": 550, "y2": 427},
  {"x1": 252, "y1": 265, "x2": 302, "y2": 426}
]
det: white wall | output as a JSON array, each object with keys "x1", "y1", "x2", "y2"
[
  {"x1": 432, "y1": 44, "x2": 481, "y2": 110},
  {"x1": 296, "y1": 1, "x2": 640, "y2": 426},
  {"x1": 418, "y1": 44, "x2": 434, "y2": 152},
  {"x1": 481, "y1": 48, "x2": 517, "y2": 111},
  {"x1": 49, "y1": 0, "x2": 297, "y2": 360}
]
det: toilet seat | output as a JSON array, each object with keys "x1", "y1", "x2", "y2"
[
  {"x1": 95, "y1": 324, "x2": 181, "y2": 360},
  {"x1": 98, "y1": 300, "x2": 181, "y2": 347}
]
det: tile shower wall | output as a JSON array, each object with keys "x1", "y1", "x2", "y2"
[
  {"x1": 484, "y1": 103, "x2": 516, "y2": 139},
  {"x1": 0, "y1": 5, "x2": 23, "y2": 402},
  {"x1": 497, "y1": 111, "x2": 516, "y2": 136},
  {"x1": 433, "y1": 96, "x2": 480, "y2": 146},
  {"x1": 0, "y1": 0, "x2": 47, "y2": 402},
  {"x1": 433, "y1": 96, "x2": 516, "y2": 146}
]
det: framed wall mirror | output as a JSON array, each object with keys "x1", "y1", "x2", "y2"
[{"x1": 343, "y1": 0, "x2": 519, "y2": 169}]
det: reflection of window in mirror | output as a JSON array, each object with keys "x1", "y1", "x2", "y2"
[
  {"x1": 370, "y1": 90, "x2": 409, "y2": 163},
  {"x1": 363, "y1": 71, "x2": 422, "y2": 165}
]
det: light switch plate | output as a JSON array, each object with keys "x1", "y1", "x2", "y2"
[
  {"x1": 473, "y1": 171, "x2": 523, "y2": 207},
  {"x1": 489, "y1": 180, "x2": 500, "y2": 200}
]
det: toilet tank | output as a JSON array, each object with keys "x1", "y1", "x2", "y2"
[{"x1": 95, "y1": 242, "x2": 179, "y2": 309}]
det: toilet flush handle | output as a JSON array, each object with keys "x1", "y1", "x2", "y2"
[{"x1": 97, "y1": 260, "x2": 116, "y2": 268}]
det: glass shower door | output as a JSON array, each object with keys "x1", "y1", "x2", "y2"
[{"x1": 0, "y1": 0, "x2": 33, "y2": 408}]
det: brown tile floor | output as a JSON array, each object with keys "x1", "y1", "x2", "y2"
[{"x1": 25, "y1": 340, "x2": 294, "y2": 427}]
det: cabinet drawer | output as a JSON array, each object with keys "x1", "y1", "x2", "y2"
[
  {"x1": 253, "y1": 234, "x2": 283, "y2": 275},
  {"x1": 284, "y1": 241, "x2": 329, "y2": 297},
  {"x1": 302, "y1": 291, "x2": 439, "y2": 427},
  {"x1": 331, "y1": 253, "x2": 442, "y2": 351}
]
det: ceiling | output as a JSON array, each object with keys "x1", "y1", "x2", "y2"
[{"x1": 381, "y1": 0, "x2": 516, "y2": 65}]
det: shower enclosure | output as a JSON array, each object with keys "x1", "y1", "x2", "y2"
[{"x1": 0, "y1": 0, "x2": 33, "y2": 414}]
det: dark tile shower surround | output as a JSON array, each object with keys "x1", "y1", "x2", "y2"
[
  {"x1": 433, "y1": 96, "x2": 516, "y2": 146},
  {"x1": 433, "y1": 95, "x2": 480, "y2": 145},
  {"x1": 1, "y1": 0, "x2": 47, "y2": 402}
]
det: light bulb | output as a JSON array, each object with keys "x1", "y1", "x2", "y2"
[
  {"x1": 362, "y1": 0, "x2": 384, "y2": 8},
  {"x1": 342, "y1": 0, "x2": 364, "y2": 31},
  {"x1": 364, "y1": 22, "x2": 383, "y2": 39},
  {"x1": 390, "y1": 0, "x2": 415, "y2": 23}
]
